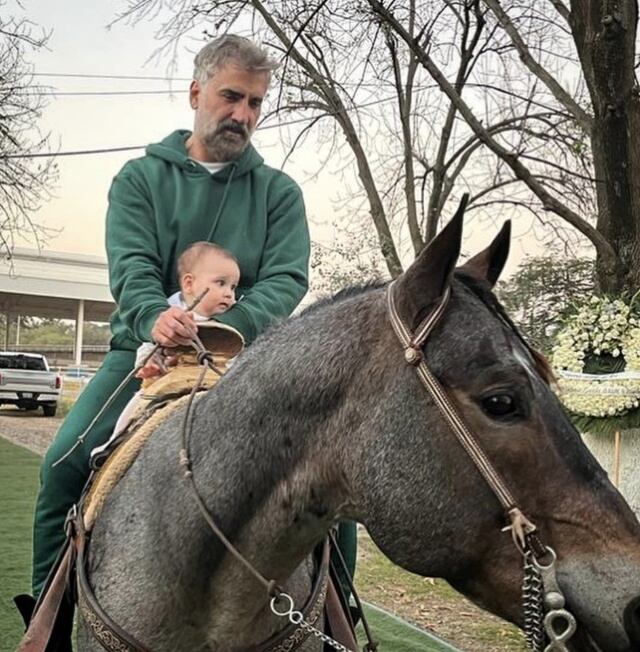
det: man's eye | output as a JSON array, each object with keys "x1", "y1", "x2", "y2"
[{"x1": 480, "y1": 394, "x2": 518, "y2": 419}]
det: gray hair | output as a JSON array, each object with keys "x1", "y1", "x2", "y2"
[{"x1": 193, "y1": 35, "x2": 279, "y2": 84}]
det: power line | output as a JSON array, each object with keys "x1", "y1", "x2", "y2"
[
  {"x1": 33, "y1": 72, "x2": 192, "y2": 82},
  {"x1": 19, "y1": 90, "x2": 184, "y2": 97},
  {"x1": 6, "y1": 95, "x2": 398, "y2": 159},
  {"x1": 5, "y1": 146, "x2": 144, "y2": 159}
]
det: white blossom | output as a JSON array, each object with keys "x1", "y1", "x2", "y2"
[{"x1": 551, "y1": 295, "x2": 640, "y2": 418}]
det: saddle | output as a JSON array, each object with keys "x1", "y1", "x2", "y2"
[
  {"x1": 17, "y1": 322, "x2": 363, "y2": 652},
  {"x1": 84, "y1": 322, "x2": 244, "y2": 531}
]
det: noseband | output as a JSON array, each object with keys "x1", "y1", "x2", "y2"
[{"x1": 387, "y1": 281, "x2": 577, "y2": 652}]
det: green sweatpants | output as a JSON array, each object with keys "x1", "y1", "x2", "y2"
[
  {"x1": 32, "y1": 349, "x2": 358, "y2": 598},
  {"x1": 32, "y1": 349, "x2": 139, "y2": 596}
]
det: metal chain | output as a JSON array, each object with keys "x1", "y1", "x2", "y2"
[
  {"x1": 270, "y1": 593, "x2": 354, "y2": 652},
  {"x1": 523, "y1": 551, "x2": 545, "y2": 651},
  {"x1": 523, "y1": 547, "x2": 577, "y2": 652}
]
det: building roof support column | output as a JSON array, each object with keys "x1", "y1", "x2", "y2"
[{"x1": 74, "y1": 299, "x2": 85, "y2": 366}]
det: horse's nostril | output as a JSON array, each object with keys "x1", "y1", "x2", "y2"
[{"x1": 623, "y1": 595, "x2": 640, "y2": 647}]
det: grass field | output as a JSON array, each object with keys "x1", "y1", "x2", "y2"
[{"x1": 0, "y1": 438, "x2": 40, "y2": 652}]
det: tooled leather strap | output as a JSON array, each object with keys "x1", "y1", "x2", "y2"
[{"x1": 386, "y1": 281, "x2": 537, "y2": 548}]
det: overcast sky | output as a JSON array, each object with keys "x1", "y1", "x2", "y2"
[{"x1": 21, "y1": 0, "x2": 557, "y2": 280}]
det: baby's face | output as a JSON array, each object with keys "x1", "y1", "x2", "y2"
[{"x1": 183, "y1": 253, "x2": 240, "y2": 317}]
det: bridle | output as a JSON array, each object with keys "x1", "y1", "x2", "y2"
[{"x1": 386, "y1": 280, "x2": 577, "y2": 652}]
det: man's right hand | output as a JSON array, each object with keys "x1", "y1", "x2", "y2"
[{"x1": 151, "y1": 307, "x2": 197, "y2": 347}]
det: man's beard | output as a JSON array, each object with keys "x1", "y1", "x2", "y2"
[{"x1": 201, "y1": 118, "x2": 250, "y2": 161}]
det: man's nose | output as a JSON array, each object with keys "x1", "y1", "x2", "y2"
[{"x1": 231, "y1": 100, "x2": 252, "y2": 125}]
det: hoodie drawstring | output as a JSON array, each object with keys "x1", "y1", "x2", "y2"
[{"x1": 206, "y1": 163, "x2": 236, "y2": 242}]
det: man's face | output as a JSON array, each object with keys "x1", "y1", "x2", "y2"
[{"x1": 190, "y1": 62, "x2": 270, "y2": 162}]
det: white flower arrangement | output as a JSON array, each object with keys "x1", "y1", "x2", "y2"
[{"x1": 551, "y1": 295, "x2": 640, "y2": 418}]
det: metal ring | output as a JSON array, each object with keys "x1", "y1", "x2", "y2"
[
  {"x1": 532, "y1": 545, "x2": 557, "y2": 570},
  {"x1": 290, "y1": 610, "x2": 303, "y2": 625},
  {"x1": 270, "y1": 592, "x2": 294, "y2": 617}
]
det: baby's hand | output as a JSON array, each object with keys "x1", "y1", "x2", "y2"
[{"x1": 135, "y1": 361, "x2": 164, "y2": 379}]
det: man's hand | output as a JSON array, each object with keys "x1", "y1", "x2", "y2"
[{"x1": 151, "y1": 307, "x2": 197, "y2": 347}]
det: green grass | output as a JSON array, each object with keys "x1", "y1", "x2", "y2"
[
  {"x1": 57, "y1": 396, "x2": 76, "y2": 420},
  {"x1": 358, "y1": 603, "x2": 460, "y2": 651},
  {"x1": 356, "y1": 533, "x2": 526, "y2": 651},
  {"x1": 0, "y1": 438, "x2": 40, "y2": 652}
]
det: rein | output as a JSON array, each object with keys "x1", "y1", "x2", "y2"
[
  {"x1": 177, "y1": 340, "x2": 373, "y2": 652},
  {"x1": 386, "y1": 280, "x2": 577, "y2": 652}
]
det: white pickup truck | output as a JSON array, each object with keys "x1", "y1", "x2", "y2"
[{"x1": 0, "y1": 352, "x2": 61, "y2": 416}]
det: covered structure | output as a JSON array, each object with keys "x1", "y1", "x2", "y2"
[{"x1": 0, "y1": 248, "x2": 115, "y2": 366}]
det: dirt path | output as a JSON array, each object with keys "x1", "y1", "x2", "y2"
[{"x1": 0, "y1": 407, "x2": 62, "y2": 456}]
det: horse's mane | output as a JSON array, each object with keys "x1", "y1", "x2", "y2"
[
  {"x1": 300, "y1": 281, "x2": 386, "y2": 316},
  {"x1": 299, "y1": 274, "x2": 554, "y2": 385}
]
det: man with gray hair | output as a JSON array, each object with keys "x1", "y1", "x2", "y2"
[{"x1": 23, "y1": 34, "x2": 311, "y2": 624}]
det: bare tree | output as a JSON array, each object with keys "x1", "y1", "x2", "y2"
[
  {"x1": 118, "y1": 0, "x2": 606, "y2": 285},
  {"x1": 368, "y1": 0, "x2": 640, "y2": 294},
  {"x1": 0, "y1": 8, "x2": 57, "y2": 257}
]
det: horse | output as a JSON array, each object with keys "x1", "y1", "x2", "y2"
[{"x1": 77, "y1": 205, "x2": 640, "y2": 652}]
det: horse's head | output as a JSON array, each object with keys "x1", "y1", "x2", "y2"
[{"x1": 353, "y1": 201, "x2": 640, "y2": 651}]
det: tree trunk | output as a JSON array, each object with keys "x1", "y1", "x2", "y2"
[{"x1": 570, "y1": 0, "x2": 640, "y2": 294}]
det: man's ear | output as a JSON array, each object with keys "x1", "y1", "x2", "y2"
[{"x1": 189, "y1": 80, "x2": 200, "y2": 110}]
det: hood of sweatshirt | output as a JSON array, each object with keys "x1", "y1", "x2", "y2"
[{"x1": 145, "y1": 129, "x2": 264, "y2": 179}]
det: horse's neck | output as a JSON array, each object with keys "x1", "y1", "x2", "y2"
[
  {"x1": 182, "y1": 306, "x2": 376, "y2": 647},
  {"x1": 192, "y1": 408, "x2": 351, "y2": 648}
]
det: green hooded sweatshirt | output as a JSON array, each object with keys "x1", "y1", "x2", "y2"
[{"x1": 106, "y1": 129, "x2": 310, "y2": 350}]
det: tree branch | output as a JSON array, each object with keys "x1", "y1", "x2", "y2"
[
  {"x1": 483, "y1": 0, "x2": 592, "y2": 132},
  {"x1": 367, "y1": 0, "x2": 618, "y2": 276},
  {"x1": 251, "y1": 0, "x2": 404, "y2": 277}
]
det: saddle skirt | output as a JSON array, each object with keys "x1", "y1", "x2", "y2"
[{"x1": 82, "y1": 322, "x2": 244, "y2": 532}]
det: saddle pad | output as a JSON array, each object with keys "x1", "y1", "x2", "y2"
[{"x1": 82, "y1": 393, "x2": 196, "y2": 531}]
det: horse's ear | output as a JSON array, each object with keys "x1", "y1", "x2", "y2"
[
  {"x1": 458, "y1": 220, "x2": 511, "y2": 287},
  {"x1": 394, "y1": 195, "x2": 467, "y2": 328}
]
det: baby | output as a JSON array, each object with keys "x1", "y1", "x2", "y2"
[
  {"x1": 111, "y1": 241, "x2": 240, "y2": 437},
  {"x1": 135, "y1": 241, "x2": 240, "y2": 380}
]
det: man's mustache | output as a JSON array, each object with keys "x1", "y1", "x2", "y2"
[{"x1": 215, "y1": 120, "x2": 249, "y2": 139}]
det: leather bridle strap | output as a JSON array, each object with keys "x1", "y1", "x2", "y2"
[{"x1": 386, "y1": 281, "x2": 537, "y2": 549}]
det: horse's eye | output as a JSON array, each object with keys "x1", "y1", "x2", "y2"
[{"x1": 481, "y1": 393, "x2": 517, "y2": 419}]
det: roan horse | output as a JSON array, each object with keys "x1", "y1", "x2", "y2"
[{"x1": 78, "y1": 206, "x2": 640, "y2": 652}]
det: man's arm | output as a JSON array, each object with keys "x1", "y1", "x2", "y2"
[
  {"x1": 106, "y1": 168, "x2": 196, "y2": 346},
  {"x1": 215, "y1": 178, "x2": 310, "y2": 344}
]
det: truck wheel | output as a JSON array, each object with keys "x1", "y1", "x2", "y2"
[{"x1": 42, "y1": 404, "x2": 57, "y2": 417}]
